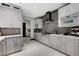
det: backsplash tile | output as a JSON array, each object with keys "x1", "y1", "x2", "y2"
[{"x1": 0, "y1": 28, "x2": 21, "y2": 36}]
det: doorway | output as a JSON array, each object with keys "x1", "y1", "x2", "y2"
[{"x1": 22, "y1": 22, "x2": 26, "y2": 37}]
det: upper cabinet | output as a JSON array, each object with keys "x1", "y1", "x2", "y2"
[
  {"x1": 0, "y1": 4, "x2": 22, "y2": 28},
  {"x1": 69, "y1": 4, "x2": 79, "y2": 15},
  {"x1": 58, "y1": 4, "x2": 70, "y2": 18},
  {"x1": 58, "y1": 3, "x2": 79, "y2": 27},
  {"x1": 42, "y1": 11, "x2": 53, "y2": 23},
  {"x1": 35, "y1": 18, "x2": 42, "y2": 28}
]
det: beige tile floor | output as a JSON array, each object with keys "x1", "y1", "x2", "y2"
[{"x1": 9, "y1": 40, "x2": 66, "y2": 56}]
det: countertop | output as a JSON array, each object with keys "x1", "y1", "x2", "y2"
[
  {"x1": 37, "y1": 33, "x2": 79, "y2": 39},
  {"x1": 50, "y1": 34, "x2": 79, "y2": 39},
  {"x1": 0, "y1": 35, "x2": 22, "y2": 41}
]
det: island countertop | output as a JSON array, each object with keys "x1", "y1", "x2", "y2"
[{"x1": 0, "y1": 35, "x2": 22, "y2": 41}]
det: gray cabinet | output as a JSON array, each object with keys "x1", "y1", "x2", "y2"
[
  {"x1": 42, "y1": 35, "x2": 50, "y2": 46},
  {"x1": 50, "y1": 35, "x2": 64, "y2": 51},
  {"x1": 50, "y1": 34, "x2": 79, "y2": 56},
  {"x1": 5, "y1": 36, "x2": 23, "y2": 55},
  {"x1": 65, "y1": 38, "x2": 78, "y2": 56},
  {"x1": 58, "y1": 4, "x2": 79, "y2": 27},
  {"x1": 56, "y1": 36, "x2": 63, "y2": 51},
  {"x1": 35, "y1": 33, "x2": 50, "y2": 46},
  {"x1": 5, "y1": 38, "x2": 14, "y2": 54},
  {"x1": 0, "y1": 36, "x2": 23, "y2": 56},
  {"x1": 35, "y1": 33, "x2": 42, "y2": 41},
  {"x1": 0, "y1": 40, "x2": 4, "y2": 56},
  {"x1": 50, "y1": 35, "x2": 57, "y2": 48},
  {"x1": 65, "y1": 38, "x2": 75, "y2": 55},
  {"x1": 13, "y1": 37, "x2": 23, "y2": 52},
  {"x1": 60, "y1": 37, "x2": 79, "y2": 56},
  {"x1": 35, "y1": 33, "x2": 79, "y2": 56}
]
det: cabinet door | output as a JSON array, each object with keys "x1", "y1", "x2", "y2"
[
  {"x1": 13, "y1": 37, "x2": 23, "y2": 52},
  {"x1": 58, "y1": 5, "x2": 70, "y2": 19},
  {"x1": 60, "y1": 36, "x2": 67, "y2": 54},
  {"x1": 40, "y1": 35, "x2": 50, "y2": 46},
  {"x1": 40, "y1": 35, "x2": 46, "y2": 43},
  {"x1": 50, "y1": 35, "x2": 58, "y2": 48},
  {"x1": 44, "y1": 35, "x2": 50, "y2": 46},
  {"x1": 55, "y1": 36, "x2": 63, "y2": 51},
  {"x1": 73, "y1": 39, "x2": 79, "y2": 56},
  {"x1": 35, "y1": 33, "x2": 42, "y2": 42},
  {"x1": 65, "y1": 38, "x2": 78, "y2": 56},
  {"x1": 0, "y1": 40, "x2": 5, "y2": 56},
  {"x1": 69, "y1": 4, "x2": 79, "y2": 15},
  {"x1": 49, "y1": 35, "x2": 54, "y2": 48},
  {"x1": 35, "y1": 33, "x2": 38, "y2": 40},
  {"x1": 5, "y1": 38, "x2": 14, "y2": 54},
  {"x1": 38, "y1": 33, "x2": 42, "y2": 41},
  {"x1": 65, "y1": 38, "x2": 74, "y2": 55},
  {"x1": 5, "y1": 36, "x2": 23, "y2": 55},
  {"x1": 53, "y1": 36, "x2": 58, "y2": 49}
]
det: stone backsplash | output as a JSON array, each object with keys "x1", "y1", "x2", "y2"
[
  {"x1": 42, "y1": 9, "x2": 59, "y2": 34},
  {"x1": 41, "y1": 9, "x2": 72, "y2": 34},
  {"x1": 0, "y1": 28, "x2": 21, "y2": 36}
]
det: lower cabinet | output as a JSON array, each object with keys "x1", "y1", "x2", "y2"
[
  {"x1": 41, "y1": 35, "x2": 50, "y2": 46},
  {"x1": 35, "y1": 33, "x2": 50, "y2": 46},
  {"x1": 50, "y1": 35, "x2": 57, "y2": 48},
  {"x1": 50, "y1": 35, "x2": 79, "y2": 56},
  {"x1": 35, "y1": 33, "x2": 42, "y2": 42},
  {"x1": 0, "y1": 40, "x2": 5, "y2": 56},
  {"x1": 0, "y1": 36, "x2": 23, "y2": 56},
  {"x1": 5, "y1": 36, "x2": 23, "y2": 55},
  {"x1": 13, "y1": 37, "x2": 23, "y2": 52},
  {"x1": 65, "y1": 38, "x2": 79, "y2": 56},
  {"x1": 36, "y1": 33, "x2": 79, "y2": 56}
]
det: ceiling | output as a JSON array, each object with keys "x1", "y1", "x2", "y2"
[{"x1": 15, "y1": 3, "x2": 65, "y2": 18}]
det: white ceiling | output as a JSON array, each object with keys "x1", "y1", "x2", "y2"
[{"x1": 15, "y1": 3, "x2": 64, "y2": 18}]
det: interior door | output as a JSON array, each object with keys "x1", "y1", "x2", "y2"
[{"x1": 23, "y1": 23, "x2": 26, "y2": 37}]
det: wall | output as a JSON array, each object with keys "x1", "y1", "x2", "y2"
[
  {"x1": 0, "y1": 28, "x2": 21, "y2": 36},
  {"x1": 0, "y1": 5, "x2": 22, "y2": 28},
  {"x1": 24, "y1": 16, "x2": 35, "y2": 39},
  {"x1": 0, "y1": 5, "x2": 23, "y2": 35},
  {"x1": 35, "y1": 18, "x2": 42, "y2": 28},
  {"x1": 41, "y1": 9, "x2": 66, "y2": 34},
  {"x1": 26, "y1": 20, "x2": 30, "y2": 37},
  {"x1": 30, "y1": 18, "x2": 35, "y2": 39},
  {"x1": 42, "y1": 10, "x2": 59, "y2": 34}
]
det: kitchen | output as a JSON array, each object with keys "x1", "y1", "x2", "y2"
[
  {"x1": 0, "y1": 3, "x2": 79, "y2": 56},
  {"x1": 32, "y1": 3, "x2": 79, "y2": 56}
]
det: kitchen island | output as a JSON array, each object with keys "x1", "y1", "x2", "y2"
[{"x1": 0, "y1": 35, "x2": 23, "y2": 56}]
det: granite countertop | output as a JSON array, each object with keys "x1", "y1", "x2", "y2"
[
  {"x1": 0, "y1": 35, "x2": 22, "y2": 41},
  {"x1": 50, "y1": 34, "x2": 79, "y2": 39},
  {"x1": 36, "y1": 32, "x2": 79, "y2": 39}
]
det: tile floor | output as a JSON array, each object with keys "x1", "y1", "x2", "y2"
[{"x1": 9, "y1": 40, "x2": 66, "y2": 56}]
